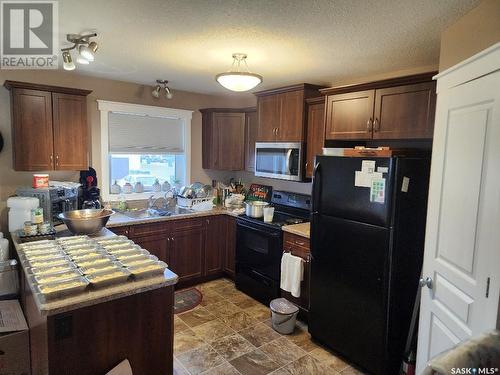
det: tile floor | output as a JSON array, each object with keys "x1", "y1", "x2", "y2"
[{"x1": 174, "y1": 278, "x2": 366, "y2": 375}]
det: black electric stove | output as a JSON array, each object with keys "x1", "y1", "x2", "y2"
[{"x1": 235, "y1": 191, "x2": 311, "y2": 304}]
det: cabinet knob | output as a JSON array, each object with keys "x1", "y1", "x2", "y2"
[{"x1": 366, "y1": 118, "x2": 373, "y2": 132}]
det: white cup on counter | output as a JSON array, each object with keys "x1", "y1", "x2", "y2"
[{"x1": 263, "y1": 207, "x2": 275, "y2": 223}]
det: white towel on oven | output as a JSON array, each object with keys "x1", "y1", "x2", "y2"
[{"x1": 280, "y1": 252, "x2": 304, "y2": 298}]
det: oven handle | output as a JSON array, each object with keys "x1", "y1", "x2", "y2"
[
  {"x1": 285, "y1": 149, "x2": 293, "y2": 175},
  {"x1": 249, "y1": 269, "x2": 272, "y2": 287},
  {"x1": 237, "y1": 221, "x2": 281, "y2": 237}
]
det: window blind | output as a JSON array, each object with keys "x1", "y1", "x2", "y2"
[{"x1": 108, "y1": 112, "x2": 184, "y2": 153}]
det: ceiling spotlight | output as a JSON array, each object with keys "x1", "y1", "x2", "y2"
[
  {"x1": 216, "y1": 53, "x2": 262, "y2": 92},
  {"x1": 152, "y1": 85, "x2": 161, "y2": 98},
  {"x1": 165, "y1": 86, "x2": 173, "y2": 99},
  {"x1": 76, "y1": 56, "x2": 89, "y2": 65},
  {"x1": 151, "y1": 80, "x2": 173, "y2": 100},
  {"x1": 62, "y1": 51, "x2": 75, "y2": 71},
  {"x1": 61, "y1": 33, "x2": 98, "y2": 70}
]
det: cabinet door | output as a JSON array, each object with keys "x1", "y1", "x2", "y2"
[
  {"x1": 373, "y1": 82, "x2": 436, "y2": 139},
  {"x1": 11, "y1": 88, "x2": 54, "y2": 170},
  {"x1": 325, "y1": 90, "x2": 375, "y2": 140},
  {"x1": 278, "y1": 90, "x2": 304, "y2": 141},
  {"x1": 223, "y1": 216, "x2": 236, "y2": 278},
  {"x1": 204, "y1": 216, "x2": 224, "y2": 276},
  {"x1": 202, "y1": 112, "x2": 218, "y2": 169},
  {"x1": 170, "y1": 220, "x2": 205, "y2": 284},
  {"x1": 214, "y1": 112, "x2": 246, "y2": 170},
  {"x1": 52, "y1": 93, "x2": 88, "y2": 170},
  {"x1": 133, "y1": 235, "x2": 169, "y2": 263},
  {"x1": 244, "y1": 111, "x2": 258, "y2": 171},
  {"x1": 305, "y1": 101, "x2": 325, "y2": 178},
  {"x1": 257, "y1": 95, "x2": 280, "y2": 141}
]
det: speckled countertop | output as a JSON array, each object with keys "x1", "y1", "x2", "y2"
[
  {"x1": 281, "y1": 222, "x2": 310, "y2": 238},
  {"x1": 12, "y1": 227, "x2": 178, "y2": 317}
]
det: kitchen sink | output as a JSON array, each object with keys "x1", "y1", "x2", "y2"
[{"x1": 119, "y1": 206, "x2": 194, "y2": 219}]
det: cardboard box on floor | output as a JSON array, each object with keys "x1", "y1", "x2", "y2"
[{"x1": 0, "y1": 300, "x2": 30, "y2": 375}]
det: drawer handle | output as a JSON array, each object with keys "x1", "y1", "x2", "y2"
[{"x1": 294, "y1": 240, "x2": 305, "y2": 246}]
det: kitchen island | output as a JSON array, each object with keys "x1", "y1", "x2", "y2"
[{"x1": 13, "y1": 228, "x2": 178, "y2": 375}]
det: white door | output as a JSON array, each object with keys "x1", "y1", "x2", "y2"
[{"x1": 416, "y1": 66, "x2": 500, "y2": 373}]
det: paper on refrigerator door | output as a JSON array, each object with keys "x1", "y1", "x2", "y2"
[
  {"x1": 355, "y1": 171, "x2": 383, "y2": 188},
  {"x1": 370, "y1": 178, "x2": 386, "y2": 203}
]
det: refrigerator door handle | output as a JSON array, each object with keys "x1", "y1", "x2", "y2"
[{"x1": 312, "y1": 162, "x2": 322, "y2": 213}]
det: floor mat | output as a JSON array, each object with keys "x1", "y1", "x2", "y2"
[{"x1": 174, "y1": 287, "x2": 202, "y2": 314}]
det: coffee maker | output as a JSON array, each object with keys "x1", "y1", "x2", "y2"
[{"x1": 79, "y1": 167, "x2": 102, "y2": 209}]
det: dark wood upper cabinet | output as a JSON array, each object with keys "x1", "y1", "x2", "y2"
[
  {"x1": 255, "y1": 84, "x2": 325, "y2": 142},
  {"x1": 256, "y1": 95, "x2": 280, "y2": 141},
  {"x1": 321, "y1": 72, "x2": 437, "y2": 141},
  {"x1": 305, "y1": 97, "x2": 325, "y2": 178},
  {"x1": 52, "y1": 93, "x2": 88, "y2": 170},
  {"x1": 373, "y1": 82, "x2": 436, "y2": 139},
  {"x1": 244, "y1": 110, "x2": 258, "y2": 171},
  {"x1": 4, "y1": 81, "x2": 92, "y2": 171},
  {"x1": 325, "y1": 90, "x2": 375, "y2": 140},
  {"x1": 10, "y1": 88, "x2": 54, "y2": 171},
  {"x1": 201, "y1": 107, "x2": 255, "y2": 171}
]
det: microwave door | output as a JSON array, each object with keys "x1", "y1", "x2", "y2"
[{"x1": 255, "y1": 143, "x2": 302, "y2": 181}]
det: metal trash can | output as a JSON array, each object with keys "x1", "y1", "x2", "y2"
[{"x1": 270, "y1": 298, "x2": 299, "y2": 334}]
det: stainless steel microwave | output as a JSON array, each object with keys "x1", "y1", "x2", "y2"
[{"x1": 254, "y1": 142, "x2": 302, "y2": 181}]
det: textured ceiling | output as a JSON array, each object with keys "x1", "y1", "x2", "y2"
[{"x1": 58, "y1": 0, "x2": 478, "y2": 95}]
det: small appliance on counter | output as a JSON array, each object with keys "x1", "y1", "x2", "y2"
[
  {"x1": 79, "y1": 167, "x2": 102, "y2": 209},
  {"x1": 16, "y1": 182, "x2": 79, "y2": 226}
]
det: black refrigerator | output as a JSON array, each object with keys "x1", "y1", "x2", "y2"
[{"x1": 309, "y1": 155, "x2": 430, "y2": 375}]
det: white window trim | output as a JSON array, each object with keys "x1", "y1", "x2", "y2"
[{"x1": 97, "y1": 100, "x2": 193, "y2": 202}]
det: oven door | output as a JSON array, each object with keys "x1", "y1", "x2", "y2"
[
  {"x1": 255, "y1": 142, "x2": 302, "y2": 181},
  {"x1": 235, "y1": 219, "x2": 282, "y2": 304}
]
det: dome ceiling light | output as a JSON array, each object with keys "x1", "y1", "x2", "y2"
[
  {"x1": 152, "y1": 79, "x2": 173, "y2": 99},
  {"x1": 61, "y1": 33, "x2": 99, "y2": 71},
  {"x1": 216, "y1": 53, "x2": 263, "y2": 92}
]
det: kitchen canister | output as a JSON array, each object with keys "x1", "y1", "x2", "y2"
[
  {"x1": 110, "y1": 180, "x2": 121, "y2": 194},
  {"x1": 152, "y1": 179, "x2": 161, "y2": 192},
  {"x1": 122, "y1": 182, "x2": 133, "y2": 194},
  {"x1": 7, "y1": 196, "x2": 39, "y2": 232},
  {"x1": 134, "y1": 181, "x2": 144, "y2": 193}
]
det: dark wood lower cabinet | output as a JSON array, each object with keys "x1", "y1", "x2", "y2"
[
  {"x1": 282, "y1": 232, "x2": 311, "y2": 321},
  {"x1": 133, "y1": 235, "x2": 169, "y2": 263},
  {"x1": 26, "y1": 284, "x2": 174, "y2": 375},
  {"x1": 205, "y1": 216, "x2": 224, "y2": 276},
  {"x1": 223, "y1": 216, "x2": 236, "y2": 278},
  {"x1": 170, "y1": 221, "x2": 205, "y2": 284},
  {"x1": 108, "y1": 214, "x2": 238, "y2": 285}
]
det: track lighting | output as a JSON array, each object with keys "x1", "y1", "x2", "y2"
[
  {"x1": 151, "y1": 80, "x2": 174, "y2": 100},
  {"x1": 62, "y1": 51, "x2": 75, "y2": 71},
  {"x1": 61, "y1": 33, "x2": 99, "y2": 70}
]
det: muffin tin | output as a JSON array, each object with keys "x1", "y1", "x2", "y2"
[{"x1": 20, "y1": 235, "x2": 168, "y2": 301}]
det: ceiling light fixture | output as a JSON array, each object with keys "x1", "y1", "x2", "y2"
[
  {"x1": 216, "y1": 53, "x2": 262, "y2": 92},
  {"x1": 151, "y1": 80, "x2": 174, "y2": 99},
  {"x1": 61, "y1": 33, "x2": 99, "y2": 71}
]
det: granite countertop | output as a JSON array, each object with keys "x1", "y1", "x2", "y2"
[
  {"x1": 12, "y1": 230, "x2": 178, "y2": 317},
  {"x1": 107, "y1": 206, "x2": 241, "y2": 228},
  {"x1": 282, "y1": 222, "x2": 310, "y2": 238}
]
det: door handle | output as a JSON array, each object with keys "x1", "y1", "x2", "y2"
[
  {"x1": 419, "y1": 276, "x2": 433, "y2": 289},
  {"x1": 373, "y1": 118, "x2": 380, "y2": 132}
]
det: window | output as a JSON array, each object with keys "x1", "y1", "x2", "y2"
[{"x1": 98, "y1": 101, "x2": 193, "y2": 201}]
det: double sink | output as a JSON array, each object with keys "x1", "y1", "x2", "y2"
[{"x1": 118, "y1": 206, "x2": 195, "y2": 220}]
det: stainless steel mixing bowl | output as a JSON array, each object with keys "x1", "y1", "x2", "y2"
[{"x1": 58, "y1": 209, "x2": 115, "y2": 235}]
